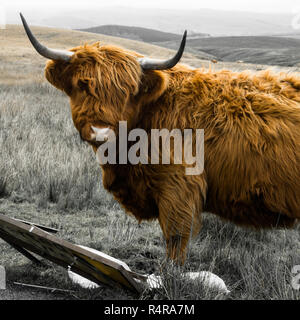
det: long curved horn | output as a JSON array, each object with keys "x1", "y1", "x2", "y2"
[
  {"x1": 20, "y1": 13, "x2": 73, "y2": 62},
  {"x1": 138, "y1": 30, "x2": 187, "y2": 70}
]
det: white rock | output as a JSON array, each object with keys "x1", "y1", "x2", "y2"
[
  {"x1": 185, "y1": 271, "x2": 230, "y2": 294},
  {"x1": 146, "y1": 271, "x2": 230, "y2": 294}
]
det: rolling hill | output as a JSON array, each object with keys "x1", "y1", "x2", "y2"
[
  {"x1": 154, "y1": 36, "x2": 300, "y2": 67},
  {"x1": 78, "y1": 25, "x2": 184, "y2": 43},
  {"x1": 78, "y1": 25, "x2": 213, "y2": 60},
  {"x1": 77, "y1": 24, "x2": 300, "y2": 67}
]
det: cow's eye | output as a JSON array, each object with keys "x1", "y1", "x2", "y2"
[{"x1": 77, "y1": 79, "x2": 89, "y2": 92}]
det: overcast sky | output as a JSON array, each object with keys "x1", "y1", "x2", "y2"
[{"x1": 3, "y1": 0, "x2": 300, "y2": 14}]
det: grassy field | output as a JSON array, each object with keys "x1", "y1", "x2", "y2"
[{"x1": 0, "y1": 25, "x2": 300, "y2": 300}]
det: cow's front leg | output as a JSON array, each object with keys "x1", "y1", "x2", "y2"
[
  {"x1": 156, "y1": 174, "x2": 207, "y2": 264},
  {"x1": 158, "y1": 207, "x2": 201, "y2": 265}
]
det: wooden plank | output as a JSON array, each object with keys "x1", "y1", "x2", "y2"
[
  {"x1": 13, "y1": 218, "x2": 59, "y2": 234},
  {"x1": 0, "y1": 214, "x2": 145, "y2": 293}
]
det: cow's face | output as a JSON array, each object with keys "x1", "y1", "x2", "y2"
[
  {"x1": 45, "y1": 44, "x2": 142, "y2": 144},
  {"x1": 20, "y1": 13, "x2": 186, "y2": 146}
]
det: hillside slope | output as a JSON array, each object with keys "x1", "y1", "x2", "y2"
[
  {"x1": 155, "y1": 36, "x2": 300, "y2": 67},
  {"x1": 78, "y1": 25, "x2": 184, "y2": 43},
  {"x1": 75, "y1": 24, "x2": 300, "y2": 67}
]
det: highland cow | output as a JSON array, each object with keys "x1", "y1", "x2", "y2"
[{"x1": 21, "y1": 14, "x2": 300, "y2": 263}]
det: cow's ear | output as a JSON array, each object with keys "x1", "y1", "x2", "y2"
[{"x1": 138, "y1": 70, "x2": 169, "y2": 103}]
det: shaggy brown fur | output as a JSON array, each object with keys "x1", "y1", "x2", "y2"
[{"x1": 45, "y1": 42, "x2": 300, "y2": 263}]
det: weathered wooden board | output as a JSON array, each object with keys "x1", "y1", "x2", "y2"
[{"x1": 0, "y1": 214, "x2": 146, "y2": 293}]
